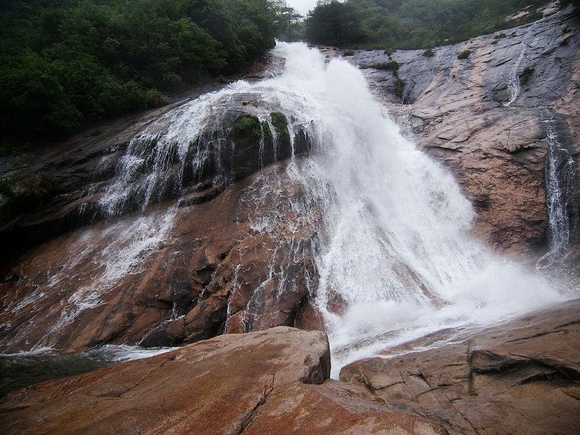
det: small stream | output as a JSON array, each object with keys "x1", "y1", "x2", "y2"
[{"x1": 0, "y1": 345, "x2": 172, "y2": 398}]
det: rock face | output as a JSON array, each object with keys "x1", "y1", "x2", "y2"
[
  {"x1": 0, "y1": 327, "x2": 446, "y2": 435},
  {"x1": 0, "y1": 62, "x2": 321, "y2": 353},
  {"x1": 0, "y1": 8, "x2": 579, "y2": 435},
  {"x1": 340, "y1": 299, "x2": 580, "y2": 435},
  {"x1": 354, "y1": 5, "x2": 580, "y2": 258},
  {"x1": 0, "y1": 161, "x2": 322, "y2": 353}
]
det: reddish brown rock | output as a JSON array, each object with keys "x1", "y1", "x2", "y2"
[
  {"x1": 340, "y1": 299, "x2": 580, "y2": 435},
  {"x1": 0, "y1": 327, "x2": 447, "y2": 435},
  {"x1": 0, "y1": 162, "x2": 322, "y2": 353}
]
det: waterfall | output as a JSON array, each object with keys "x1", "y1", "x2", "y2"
[
  {"x1": 252, "y1": 43, "x2": 568, "y2": 375},
  {"x1": 537, "y1": 117, "x2": 576, "y2": 267},
  {"x1": 94, "y1": 42, "x2": 569, "y2": 374},
  {"x1": 12, "y1": 42, "x2": 572, "y2": 367}
]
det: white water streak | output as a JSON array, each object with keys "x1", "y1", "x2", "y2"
[
  {"x1": 537, "y1": 118, "x2": 575, "y2": 267},
  {"x1": 504, "y1": 41, "x2": 526, "y2": 106},
  {"x1": 33, "y1": 208, "x2": 176, "y2": 349}
]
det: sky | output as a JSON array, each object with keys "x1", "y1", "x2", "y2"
[{"x1": 286, "y1": 0, "x2": 319, "y2": 16}]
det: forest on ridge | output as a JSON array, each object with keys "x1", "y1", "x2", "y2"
[
  {"x1": 1, "y1": 0, "x2": 578, "y2": 148},
  {"x1": 0, "y1": 0, "x2": 296, "y2": 145},
  {"x1": 305, "y1": 0, "x2": 579, "y2": 48}
]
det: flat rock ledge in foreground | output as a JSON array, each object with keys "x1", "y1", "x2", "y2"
[
  {"x1": 0, "y1": 327, "x2": 446, "y2": 435},
  {"x1": 341, "y1": 299, "x2": 580, "y2": 435}
]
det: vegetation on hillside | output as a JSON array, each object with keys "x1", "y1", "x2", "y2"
[
  {"x1": 0, "y1": 0, "x2": 297, "y2": 145},
  {"x1": 305, "y1": 0, "x2": 573, "y2": 49}
]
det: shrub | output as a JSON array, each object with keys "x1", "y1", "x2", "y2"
[
  {"x1": 519, "y1": 66, "x2": 534, "y2": 85},
  {"x1": 372, "y1": 60, "x2": 400, "y2": 72},
  {"x1": 423, "y1": 49, "x2": 435, "y2": 57},
  {"x1": 395, "y1": 78, "x2": 405, "y2": 99},
  {"x1": 0, "y1": 171, "x2": 59, "y2": 220},
  {"x1": 457, "y1": 49, "x2": 471, "y2": 59}
]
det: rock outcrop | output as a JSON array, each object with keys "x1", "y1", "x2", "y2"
[
  {"x1": 340, "y1": 298, "x2": 580, "y2": 435},
  {"x1": 0, "y1": 7, "x2": 579, "y2": 435},
  {"x1": 353, "y1": 5, "x2": 580, "y2": 259},
  {"x1": 0, "y1": 327, "x2": 446, "y2": 435},
  {"x1": 1, "y1": 4, "x2": 579, "y2": 356},
  {"x1": 0, "y1": 161, "x2": 322, "y2": 353}
]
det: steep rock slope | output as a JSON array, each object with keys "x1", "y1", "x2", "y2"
[
  {"x1": 0, "y1": 161, "x2": 322, "y2": 353},
  {"x1": 353, "y1": 5, "x2": 580, "y2": 259}
]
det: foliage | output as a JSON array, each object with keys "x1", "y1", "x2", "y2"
[
  {"x1": 271, "y1": 0, "x2": 305, "y2": 41},
  {"x1": 372, "y1": 60, "x2": 399, "y2": 72},
  {"x1": 394, "y1": 78, "x2": 405, "y2": 99},
  {"x1": 270, "y1": 112, "x2": 291, "y2": 150},
  {"x1": 305, "y1": 0, "x2": 553, "y2": 49},
  {"x1": 304, "y1": 1, "x2": 367, "y2": 46},
  {"x1": 0, "y1": 0, "x2": 287, "y2": 143},
  {"x1": 457, "y1": 49, "x2": 472, "y2": 59},
  {"x1": 232, "y1": 115, "x2": 263, "y2": 142},
  {"x1": 0, "y1": 171, "x2": 59, "y2": 220},
  {"x1": 519, "y1": 66, "x2": 534, "y2": 85},
  {"x1": 423, "y1": 49, "x2": 435, "y2": 57}
]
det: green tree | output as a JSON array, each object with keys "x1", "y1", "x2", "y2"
[
  {"x1": 305, "y1": 1, "x2": 367, "y2": 46},
  {"x1": 0, "y1": 0, "x2": 283, "y2": 144}
]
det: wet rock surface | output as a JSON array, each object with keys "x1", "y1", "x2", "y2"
[
  {"x1": 340, "y1": 298, "x2": 580, "y2": 435},
  {"x1": 0, "y1": 56, "x2": 294, "y2": 266},
  {"x1": 354, "y1": 6, "x2": 580, "y2": 259},
  {"x1": 0, "y1": 8, "x2": 579, "y2": 434},
  {"x1": 0, "y1": 327, "x2": 447, "y2": 435},
  {"x1": 1, "y1": 8, "x2": 579, "y2": 355},
  {"x1": 0, "y1": 162, "x2": 322, "y2": 353}
]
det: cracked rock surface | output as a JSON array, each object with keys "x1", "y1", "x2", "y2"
[
  {"x1": 340, "y1": 299, "x2": 580, "y2": 435},
  {"x1": 0, "y1": 327, "x2": 446, "y2": 435}
]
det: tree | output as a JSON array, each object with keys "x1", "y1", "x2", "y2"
[
  {"x1": 305, "y1": 1, "x2": 367, "y2": 46},
  {"x1": 272, "y1": 1, "x2": 304, "y2": 41},
  {"x1": 0, "y1": 0, "x2": 283, "y2": 144}
]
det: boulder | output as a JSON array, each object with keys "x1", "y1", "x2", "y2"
[
  {"x1": 0, "y1": 327, "x2": 446, "y2": 435},
  {"x1": 340, "y1": 299, "x2": 580, "y2": 435}
]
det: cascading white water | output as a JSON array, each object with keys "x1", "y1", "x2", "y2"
[
  {"x1": 537, "y1": 118, "x2": 576, "y2": 266},
  {"x1": 15, "y1": 42, "x2": 572, "y2": 370},
  {"x1": 504, "y1": 40, "x2": 526, "y2": 106},
  {"x1": 253, "y1": 43, "x2": 570, "y2": 376}
]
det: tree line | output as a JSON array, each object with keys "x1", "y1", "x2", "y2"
[
  {"x1": 0, "y1": 0, "x2": 299, "y2": 146},
  {"x1": 304, "y1": 0, "x2": 576, "y2": 49}
]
